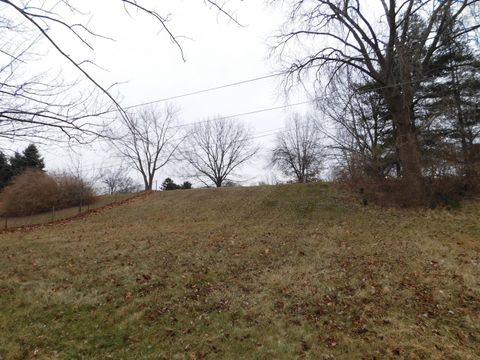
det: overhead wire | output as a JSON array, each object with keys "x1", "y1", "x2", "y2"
[{"x1": 123, "y1": 72, "x2": 285, "y2": 110}]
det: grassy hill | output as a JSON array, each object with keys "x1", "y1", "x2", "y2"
[{"x1": 0, "y1": 183, "x2": 479, "y2": 359}]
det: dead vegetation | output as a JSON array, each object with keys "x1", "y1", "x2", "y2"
[
  {"x1": 0, "y1": 183, "x2": 479, "y2": 359},
  {"x1": 0, "y1": 170, "x2": 96, "y2": 217}
]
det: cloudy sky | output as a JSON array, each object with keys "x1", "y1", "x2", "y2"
[{"x1": 7, "y1": 0, "x2": 317, "y2": 187}]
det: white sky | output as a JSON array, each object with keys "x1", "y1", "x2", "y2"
[{"x1": 8, "y1": 0, "x2": 316, "y2": 188}]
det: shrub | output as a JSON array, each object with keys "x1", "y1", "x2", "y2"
[
  {"x1": 342, "y1": 177, "x2": 424, "y2": 208},
  {"x1": 340, "y1": 173, "x2": 479, "y2": 209},
  {"x1": 0, "y1": 169, "x2": 58, "y2": 216},
  {"x1": 0, "y1": 170, "x2": 96, "y2": 216},
  {"x1": 425, "y1": 176, "x2": 478, "y2": 209},
  {"x1": 53, "y1": 173, "x2": 96, "y2": 208}
]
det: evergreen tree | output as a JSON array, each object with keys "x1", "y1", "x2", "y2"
[
  {"x1": 9, "y1": 152, "x2": 26, "y2": 173},
  {"x1": 181, "y1": 181, "x2": 192, "y2": 189},
  {"x1": 161, "y1": 178, "x2": 192, "y2": 190},
  {"x1": 161, "y1": 178, "x2": 181, "y2": 191},
  {"x1": 23, "y1": 144, "x2": 45, "y2": 169},
  {"x1": 0, "y1": 151, "x2": 13, "y2": 189},
  {"x1": 416, "y1": 24, "x2": 480, "y2": 177},
  {"x1": 10, "y1": 144, "x2": 45, "y2": 175}
]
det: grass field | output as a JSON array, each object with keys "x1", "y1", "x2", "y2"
[{"x1": 0, "y1": 183, "x2": 479, "y2": 359}]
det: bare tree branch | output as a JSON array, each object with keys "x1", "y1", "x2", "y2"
[{"x1": 0, "y1": 0, "x2": 239, "y2": 144}]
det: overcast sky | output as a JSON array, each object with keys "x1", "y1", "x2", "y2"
[{"x1": 9, "y1": 0, "x2": 317, "y2": 187}]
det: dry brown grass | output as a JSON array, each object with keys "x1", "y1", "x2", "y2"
[{"x1": 0, "y1": 183, "x2": 479, "y2": 359}]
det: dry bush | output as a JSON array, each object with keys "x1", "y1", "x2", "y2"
[
  {"x1": 0, "y1": 169, "x2": 58, "y2": 216},
  {"x1": 340, "y1": 173, "x2": 479, "y2": 209},
  {"x1": 425, "y1": 175, "x2": 479, "y2": 209},
  {"x1": 0, "y1": 170, "x2": 96, "y2": 216},
  {"x1": 53, "y1": 173, "x2": 96, "y2": 208},
  {"x1": 341, "y1": 177, "x2": 423, "y2": 208}
]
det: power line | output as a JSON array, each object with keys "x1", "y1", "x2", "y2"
[
  {"x1": 171, "y1": 100, "x2": 314, "y2": 129},
  {"x1": 123, "y1": 72, "x2": 285, "y2": 110},
  {"x1": 94, "y1": 61, "x2": 439, "y2": 124},
  {"x1": 117, "y1": 63, "x2": 325, "y2": 111}
]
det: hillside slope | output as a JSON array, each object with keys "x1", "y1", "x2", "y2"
[{"x1": 0, "y1": 183, "x2": 479, "y2": 359}]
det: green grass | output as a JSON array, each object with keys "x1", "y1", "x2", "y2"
[
  {"x1": 0, "y1": 183, "x2": 479, "y2": 359},
  {"x1": 1, "y1": 193, "x2": 134, "y2": 229}
]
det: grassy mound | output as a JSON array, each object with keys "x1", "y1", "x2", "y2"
[{"x1": 0, "y1": 183, "x2": 479, "y2": 359}]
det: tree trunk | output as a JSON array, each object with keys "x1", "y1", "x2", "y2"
[
  {"x1": 383, "y1": 79, "x2": 426, "y2": 205},
  {"x1": 144, "y1": 178, "x2": 152, "y2": 191},
  {"x1": 391, "y1": 109, "x2": 425, "y2": 204}
]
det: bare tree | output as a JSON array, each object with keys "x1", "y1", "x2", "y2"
[
  {"x1": 114, "y1": 105, "x2": 182, "y2": 191},
  {"x1": 181, "y1": 117, "x2": 259, "y2": 187},
  {"x1": 0, "y1": 1, "x2": 238, "y2": 143},
  {"x1": 100, "y1": 167, "x2": 140, "y2": 194},
  {"x1": 271, "y1": 113, "x2": 324, "y2": 183},
  {"x1": 274, "y1": 0, "x2": 480, "y2": 199}
]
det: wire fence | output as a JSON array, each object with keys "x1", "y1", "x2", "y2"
[{"x1": 1, "y1": 193, "x2": 136, "y2": 230}]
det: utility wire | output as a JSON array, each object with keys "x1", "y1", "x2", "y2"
[
  {"x1": 123, "y1": 72, "x2": 284, "y2": 110},
  {"x1": 119, "y1": 63, "x2": 324, "y2": 110},
  {"x1": 119, "y1": 66, "x2": 441, "y2": 113},
  {"x1": 170, "y1": 100, "x2": 314, "y2": 129}
]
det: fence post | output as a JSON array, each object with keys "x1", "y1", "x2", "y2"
[
  {"x1": 51, "y1": 206, "x2": 55, "y2": 222},
  {"x1": 4, "y1": 216, "x2": 7, "y2": 230},
  {"x1": 79, "y1": 184, "x2": 84, "y2": 213}
]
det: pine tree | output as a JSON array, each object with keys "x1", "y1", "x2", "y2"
[
  {"x1": 181, "y1": 181, "x2": 192, "y2": 189},
  {"x1": 10, "y1": 144, "x2": 45, "y2": 175},
  {"x1": 22, "y1": 144, "x2": 45, "y2": 169},
  {"x1": 416, "y1": 26, "x2": 480, "y2": 177},
  {"x1": 161, "y1": 178, "x2": 180, "y2": 191},
  {"x1": 0, "y1": 151, "x2": 13, "y2": 189}
]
